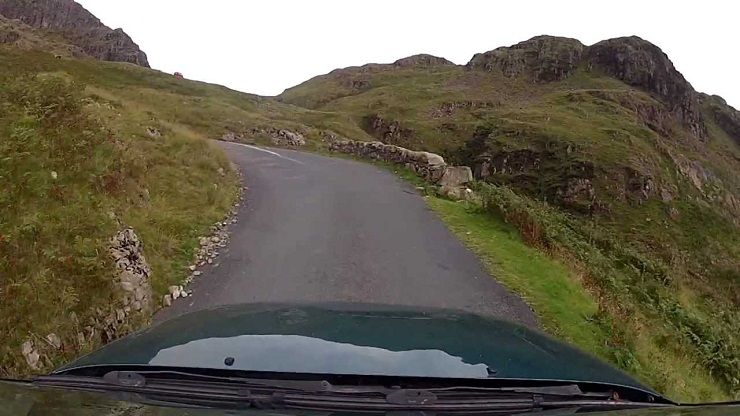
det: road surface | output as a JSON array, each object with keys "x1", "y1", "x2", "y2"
[{"x1": 156, "y1": 142, "x2": 537, "y2": 327}]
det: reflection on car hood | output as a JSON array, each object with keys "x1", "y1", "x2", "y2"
[{"x1": 57, "y1": 303, "x2": 653, "y2": 393}]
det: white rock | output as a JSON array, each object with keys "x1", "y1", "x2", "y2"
[
  {"x1": 168, "y1": 285, "x2": 181, "y2": 299},
  {"x1": 193, "y1": 270, "x2": 202, "y2": 276},
  {"x1": 212, "y1": 236, "x2": 221, "y2": 243},
  {"x1": 21, "y1": 341, "x2": 40, "y2": 370},
  {"x1": 50, "y1": 171, "x2": 58, "y2": 180},
  {"x1": 120, "y1": 281, "x2": 135, "y2": 292},
  {"x1": 188, "y1": 265, "x2": 196, "y2": 271},
  {"x1": 46, "y1": 333, "x2": 62, "y2": 349},
  {"x1": 162, "y1": 294, "x2": 172, "y2": 307}
]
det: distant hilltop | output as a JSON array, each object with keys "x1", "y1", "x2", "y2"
[{"x1": 0, "y1": 0, "x2": 149, "y2": 67}]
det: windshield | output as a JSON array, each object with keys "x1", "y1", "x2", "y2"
[{"x1": 1, "y1": 0, "x2": 738, "y2": 413}]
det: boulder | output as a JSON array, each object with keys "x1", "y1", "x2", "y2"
[
  {"x1": 439, "y1": 166, "x2": 473, "y2": 188},
  {"x1": 441, "y1": 185, "x2": 475, "y2": 201}
]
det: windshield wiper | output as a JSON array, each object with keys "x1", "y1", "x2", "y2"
[{"x1": 34, "y1": 371, "x2": 674, "y2": 413}]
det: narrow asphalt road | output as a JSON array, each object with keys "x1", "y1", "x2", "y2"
[{"x1": 156, "y1": 142, "x2": 537, "y2": 327}]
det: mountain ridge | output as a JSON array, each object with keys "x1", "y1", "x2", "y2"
[{"x1": 0, "y1": 0, "x2": 148, "y2": 66}]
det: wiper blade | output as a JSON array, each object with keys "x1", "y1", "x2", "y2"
[{"x1": 34, "y1": 371, "x2": 674, "y2": 413}]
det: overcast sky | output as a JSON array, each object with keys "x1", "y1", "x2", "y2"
[{"x1": 77, "y1": 0, "x2": 739, "y2": 107}]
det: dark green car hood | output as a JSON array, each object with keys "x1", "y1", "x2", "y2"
[{"x1": 57, "y1": 303, "x2": 655, "y2": 395}]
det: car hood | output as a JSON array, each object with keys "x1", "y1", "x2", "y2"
[{"x1": 57, "y1": 303, "x2": 655, "y2": 394}]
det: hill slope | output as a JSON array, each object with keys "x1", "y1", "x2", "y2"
[{"x1": 279, "y1": 36, "x2": 740, "y2": 399}]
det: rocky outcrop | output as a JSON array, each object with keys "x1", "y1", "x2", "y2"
[
  {"x1": 467, "y1": 36, "x2": 585, "y2": 82},
  {"x1": 623, "y1": 168, "x2": 655, "y2": 204},
  {"x1": 0, "y1": 0, "x2": 149, "y2": 66},
  {"x1": 473, "y1": 150, "x2": 542, "y2": 179},
  {"x1": 109, "y1": 228, "x2": 152, "y2": 316},
  {"x1": 243, "y1": 127, "x2": 307, "y2": 146},
  {"x1": 361, "y1": 114, "x2": 415, "y2": 147},
  {"x1": 393, "y1": 54, "x2": 455, "y2": 68},
  {"x1": 329, "y1": 139, "x2": 447, "y2": 182},
  {"x1": 700, "y1": 94, "x2": 740, "y2": 145},
  {"x1": 270, "y1": 129, "x2": 306, "y2": 146},
  {"x1": 466, "y1": 36, "x2": 707, "y2": 138},
  {"x1": 584, "y1": 36, "x2": 704, "y2": 137}
]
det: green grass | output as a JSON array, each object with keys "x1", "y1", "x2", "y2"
[
  {"x1": 426, "y1": 198, "x2": 604, "y2": 348},
  {"x1": 422, "y1": 193, "x2": 729, "y2": 402},
  {"x1": 340, "y1": 156, "x2": 732, "y2": 401},
  {"x1": 0, "y1": 57, "x2": 240, "y2": 378}
]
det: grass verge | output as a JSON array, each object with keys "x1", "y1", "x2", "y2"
[
  {"x1": 0, "y1": 73, "x2": 238, "y2": 378},
  {"x1": 370, "y1": 160, "x2": 733, "y2": 402}
]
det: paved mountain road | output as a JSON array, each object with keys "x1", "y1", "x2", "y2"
[{"x1": 155, "y1": 142, "x2": 537, "y2": 327}]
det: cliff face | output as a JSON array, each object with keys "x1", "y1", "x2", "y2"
[
  {"x1": 585, "y1": 36, "x2": 704, "y2": 137},
  {"x1": 467, "y1": 35, "x2": 707, "y2": 138},
  {"x1": 467, "y1": 36, "x2": 585, "y2": 82},
  {"x1": 0, "y1": 0, "x2": 148, "y2": 66}
]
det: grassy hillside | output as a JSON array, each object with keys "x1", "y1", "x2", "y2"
[
  {"x1": 0, "y1": 45, "x2": 282, "y2": 377},
  {"x1": 281, "y1": 40, "x2": 740, "y2": 400}
]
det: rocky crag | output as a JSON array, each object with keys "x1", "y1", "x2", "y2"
[{"x1": 0, "y1": 0, "x2": 148, "y2": 66}]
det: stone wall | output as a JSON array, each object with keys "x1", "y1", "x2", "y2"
[
  {"x1": 329, "y1": 139, "x2": 447, "y2": 182},
  {"x1": 328, "y1": 139, "x2": 474, "y2": 200}
]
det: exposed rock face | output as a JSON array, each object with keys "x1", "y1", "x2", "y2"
[
  {"x1": 329, "y1": 139, "x2": 448, "y2": 182},
  {"x1": 584, "y1": 36, "x2": 704, "y2": 137},
  {"x1": 0, "y1": 0, "x2": 149, "y2": 66},
  {"x1": 623, "y1": 167, "x2": 655, "y2": 204},
  {"x1": 361, "y1": 114, "x2": 415, "y2": 147},
  {"x1": 700, "y1": 94, "x2": 740, "y2": 145},
  {"x1": 109, "y1": 228, "x2": 152, "y2": 316},
  {"x1": 270, "y1": 129, "x2": 306, "y2": 146},
  {"x1": 393, "y1": 54, "x2": 455, "y2": 68},
  {"x1": 466, "y1": 36, "x2": 708, "y2": 138},
  {"x1": 246, "y1": 127, "x2": 306, "y2": 146},
  {"x1": 467, "y1": 36, "x2": 585, "y2": 82}
]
